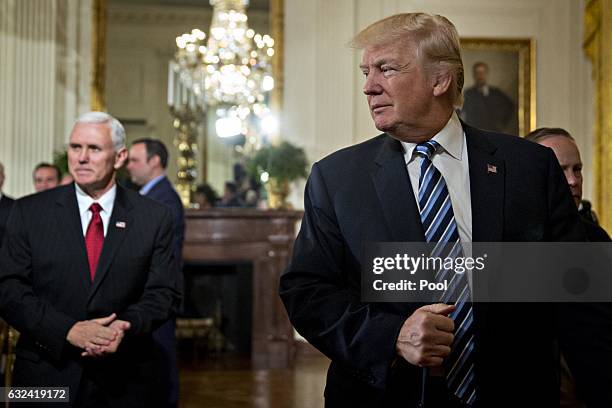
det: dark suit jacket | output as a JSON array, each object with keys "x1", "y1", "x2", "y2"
[
  {"x1": 279, "y1": 124, "x2": 612, "y2": 407},
  {"x1": 581, "y1": 217, "x2": 611, "y2": 242},
  {"x1": 0, "y1": 194, "x2": 15, "y2": 246},
  {"x1": 144, "y1": 176, "x2": 185, "y2": 283},
  {"x1": 0, "y1": 183, "x2": 180, "y2": 407}
]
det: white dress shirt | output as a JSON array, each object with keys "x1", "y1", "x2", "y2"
[
  {"x1": 75, "y1": 183, "x2": 116, "y2": 237},
  {"x1": 400, "y1": 112, "x2": 474, "y2": 292},
  {"x1": 400, "y1": 111, "x2": 473, "y2": 245}
]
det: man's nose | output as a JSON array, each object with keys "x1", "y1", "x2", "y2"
[
  {"x1": 78, "y1": 148, "x2": 89, "y2": 163},
  {"x1": 565, "y1": 170, "x2": 578, "y2": 186},
  {"x1": 363, "y1": 72, "x2": 382, "y2": 95}
]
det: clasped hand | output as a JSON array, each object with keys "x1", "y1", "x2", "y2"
[
  {"x1": 396, "y1": 303, "x2": 455, "y2": 368},
  {"x1": 66, "y1": 313, "x2": 131, "y2": 358}
]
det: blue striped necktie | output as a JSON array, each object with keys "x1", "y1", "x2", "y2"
[{"x1": 415, "y1": 140, "x2": 476, "y2": 406}]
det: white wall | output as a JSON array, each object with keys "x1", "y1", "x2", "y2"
[
  {"x1": 0, "y1": 0, "x2": 91, "y2": 197},
  {"x1": 284, "y1": 0, "x2": 595, "y2": 209}
]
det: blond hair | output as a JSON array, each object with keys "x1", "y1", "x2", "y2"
[{"x1": 352, "y1": 13, "x2": 464, "y2": 108}]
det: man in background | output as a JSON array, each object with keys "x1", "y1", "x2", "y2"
[
  {"x1": 218, "y1": 181, "x2": 245, "y2": 207},
  {"x1": 525, "y1": 127, "x2": 610, "y2": 241},
  {"x1": 33, "y1": 162, "x2": 61, "y2": 192},
  {"x1": 0, "y1": 162, "x2": 15, "y2": 246},
  {"x1": 461, "y1": 61, "x2": 516, "y2": 134},
  {"x1": 0, "y1": 112, "x2": 180, "y2": 406},
  {"x1": 127, "y1": 138, "x2": 184, "y2": 408}
]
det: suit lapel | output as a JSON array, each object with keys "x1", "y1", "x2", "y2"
[
  {"x1": 55, "y1": 184, "x2": 91, "y2": 292},
  {"x1": 465, "y1": 124, "x2": 504, "y2": 242},
  {"x1": 88, "y1": 185, "x2": 133, "y2": 303},
  {"x1": 464, "y1": 124, "x2": 505, "y2": 336},
  {"x1": 371, "y1": 135, "x2": 425, "y2": 242}
]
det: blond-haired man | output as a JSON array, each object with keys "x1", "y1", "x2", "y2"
[{"x1": 280, "y1": 13, "x2": 611, "y2": 408}]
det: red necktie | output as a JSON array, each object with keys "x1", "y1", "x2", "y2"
[{"x1": 85, "y1": 203, "x2": 104, "y2": 281}]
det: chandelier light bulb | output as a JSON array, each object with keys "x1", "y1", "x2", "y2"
[
  {"x1": 260, "y1": 114, "x2": 279, "y2": 135},
  {"x1": 262, "y1": 75, "x2": 274, "y2": 91},
  {"x1": 216, "y1": 116, "x2": 243, "y2": 138}
]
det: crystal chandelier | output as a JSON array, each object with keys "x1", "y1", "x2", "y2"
[{"x1": 171, "y1": 0, "x2": 275, "y2": 140}]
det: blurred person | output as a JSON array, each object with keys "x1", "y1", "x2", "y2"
[
  {"x1": 218, "y1": 181, "x2": 245, "y2": 207},
  {"x1": 526, "y1": 127, "x2": 611, "y2": 408},
  {"x1": 33, "y1": 162, "x2": 61, "y2": 192},
  {"x1": 0, "y1": 112, "x2": 180, "y2": 407},
  {"x1": 0, "y1": 162, "x2": 15, "y2": 246},
  {"x1": 127, "y1": 137, "x2": 184, "y2": 408},
  {"x1": 194, "y1": 183, "x2": 219, "y2": 209},
  {"x1": 525, "y1": 127, "x2": 610, "y2": 241}
]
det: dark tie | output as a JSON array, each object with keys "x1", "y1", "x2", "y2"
[
  {"x1": 415, "y1": 140, "x2": 476, "y2": 406},
  {"x1": 85, "y1": 203, "x2": 104, "y2": 281}
]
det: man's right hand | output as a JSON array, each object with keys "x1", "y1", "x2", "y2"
[
  {"x1": 81, "y1": 319, "x2": 131, "y2": 357},
  {"x1": 66, "y1": 313, "x2": 120, "y2": 352},
  {"x1": 396, "y1": 303, "x2": 456, "y2": 367}
]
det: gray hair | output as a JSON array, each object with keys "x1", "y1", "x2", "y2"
[{"x1": 74, "y1": 111, "x2": 126, "y2": 151}]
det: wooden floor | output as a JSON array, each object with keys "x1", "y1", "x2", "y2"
[{"x1": 179, "y1": 353, "x2": 330, "y2": 408}]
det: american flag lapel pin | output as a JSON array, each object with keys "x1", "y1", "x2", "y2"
[
  {"x1": 115, "y1": 221, "x2": 126, "y2": 229},
  {"x1": 487, "y1": 164, "x2": 497, "y2": 174}
]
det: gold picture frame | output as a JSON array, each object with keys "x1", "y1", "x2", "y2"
[{"x1": 460, "y1": 38, "x2": 536, "y2": 137}]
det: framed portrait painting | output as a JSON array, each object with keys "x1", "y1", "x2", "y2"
[{"x1": 459, "y1": 38, "x2": 536, "y2": 137}]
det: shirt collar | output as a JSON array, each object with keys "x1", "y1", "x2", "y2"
[
  {"x1": 139, "y1": 174, "x2": 165, "y2": 195},
  {"x1": 479, "y1": 85, "x2": 490, "y2": 96},
  {"x1": 400, "y1": 111, "x2": 464, "y2": 162},
  {"x1": 75, "y1": 183, "x2": 117, "y2": 217}
]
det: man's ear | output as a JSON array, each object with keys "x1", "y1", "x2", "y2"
[
  {"x1": 433, "y1": 71, "x2": 452, "y2": 97},
  {"x1": 149, "y1": 155, "x2": 161, "y2": 168},
  {"x1": 115, "y1": 148, "x2": 128, "y2": 169}
]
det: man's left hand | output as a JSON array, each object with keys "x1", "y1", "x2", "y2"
[{"x1": 81, "y1": 319, "x2": 131, "y2": 358}]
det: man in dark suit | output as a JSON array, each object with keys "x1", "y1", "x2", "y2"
[
  {"x1": 127, "y1": 138, "x2": 185, "y2": 408},
  {"x1": 279, "y1": 13, "x2": 612, "y2": 408},
  {"x1": 525, "y1": 127, "x2": 610, "y2": 242},
  {"x1": 0, "y1": 161, "x2": 15, "y2": 246},
  {"x1": 0, "y1": 112, "x2": 180, "y2": 407}
]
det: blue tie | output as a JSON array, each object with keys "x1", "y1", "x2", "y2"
[{"x1": 415, "y1": 140, "x2": 476, "y2": 406}]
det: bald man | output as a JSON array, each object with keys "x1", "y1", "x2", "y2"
[{"x1": 525, "y1": 127, "x2": 610, "y2": 241}]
